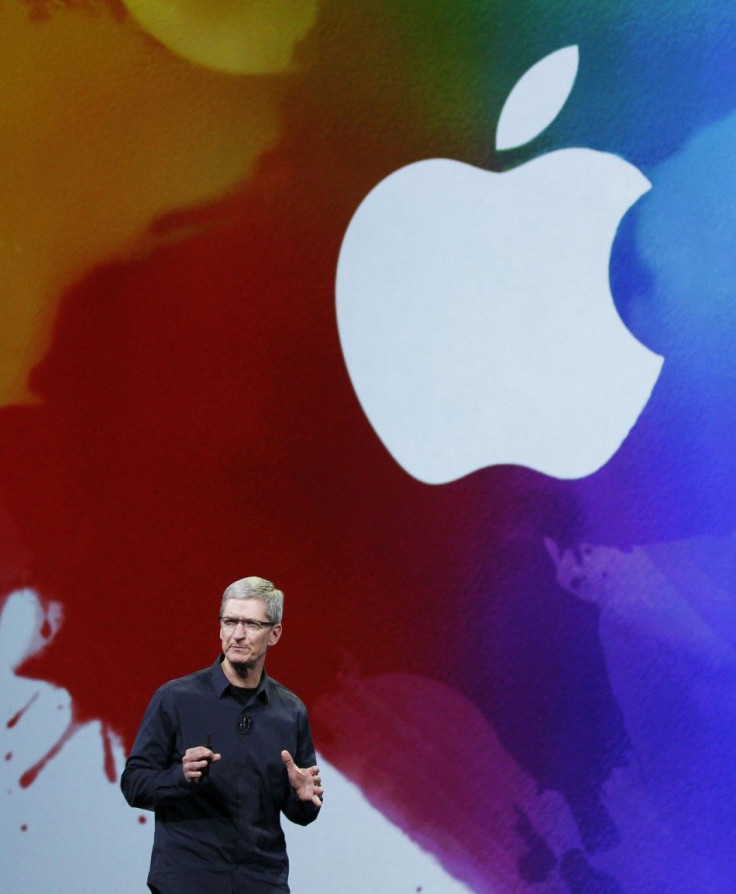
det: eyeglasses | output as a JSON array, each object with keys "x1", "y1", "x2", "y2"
[{"x1": 219, "y1": 616, "x2": 276, "y2": 632}]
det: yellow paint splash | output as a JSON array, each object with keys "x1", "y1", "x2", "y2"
[{"x1": 123, "y1": 0, "x2": 318, "y2": 74}]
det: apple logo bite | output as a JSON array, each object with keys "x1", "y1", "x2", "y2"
[{"x1": 336, "y1": 45, "x2": 663, "y2": 483}]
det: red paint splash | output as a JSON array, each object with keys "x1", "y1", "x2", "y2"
[
  {"x1": 6, "y1": 693, "x2": 38, "y2": 728},
  {"x1": 19, "y1": 719, "x2": 80, "y2": 788},
  {"x1": 12, "y1": 712, "x2": 118, "y2": 787},
  {"x1": 39, "y1": 615, "x2": 53, "y2": 640},
  {"x1": 1, "y1": 180, "x2": 460, "y2": 752},
  {"x1": 0, "y1": 5, "x2": 481, "y2": 760},
  {"x1": 101, "y1": 721, "x2": 116, "y2": 783}
]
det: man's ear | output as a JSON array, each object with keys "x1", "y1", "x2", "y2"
[{"x1": 268, "y1": 624, "x2": 282, "y2": 647}]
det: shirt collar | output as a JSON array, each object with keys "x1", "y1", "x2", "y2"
[{"x1": 211, "y1": 656, "x2": 271, "y2": 703}]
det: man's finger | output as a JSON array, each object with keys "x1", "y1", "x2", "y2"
[{"x1": 186, "y1": 746, "x2": 210, "y2": 761}]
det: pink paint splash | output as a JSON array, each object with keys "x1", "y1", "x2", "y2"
[{"x1": 315, "y1": 669, "x2": 579, "y2": 893}]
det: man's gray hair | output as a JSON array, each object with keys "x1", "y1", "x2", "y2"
[{"x1": 220, "y1": 577, "x2": 284, "y2": 624}]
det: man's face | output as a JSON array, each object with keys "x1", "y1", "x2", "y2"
[{"x1": 219, "y1": 598, "x2": 281, "y2": 671}]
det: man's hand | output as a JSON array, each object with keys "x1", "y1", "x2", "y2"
[
  {"x1": 281, "y1": 750, "x2": 323, "y2": 806},
  {"x1": 182, "y1": 745, "x2": 221, "y2": 783}
]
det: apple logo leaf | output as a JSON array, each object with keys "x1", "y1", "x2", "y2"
[{"x1": 496, "y1": 45, "x2": 579, "y2": 151}]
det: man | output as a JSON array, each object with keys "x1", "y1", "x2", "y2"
[{"x1": 121, "y1": 577, "x2": 323, "y2": 894}]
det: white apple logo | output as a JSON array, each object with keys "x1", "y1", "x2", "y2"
[{"x1": 336, "y1": 45, "x2": 664, "y2": 483}]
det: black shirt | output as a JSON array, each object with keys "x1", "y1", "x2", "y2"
[{"x1": 121, "y1": 657, "x2": 321, "y2": 894}]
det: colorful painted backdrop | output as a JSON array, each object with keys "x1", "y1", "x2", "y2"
[{"x1": 2, "y1": 2, "x2": 736, "y2": 892}]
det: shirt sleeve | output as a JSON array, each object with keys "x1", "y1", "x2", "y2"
[
  {"x1": 281, "y1": 702, "x2": 322, "y2": 826},
  {"x1": 120, "y1": 688, "x2": 192, "y2": 810}
]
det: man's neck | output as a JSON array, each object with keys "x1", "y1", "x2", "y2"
[{"x1": 222, "y1": 656, "x2": 264, "y2": 689}]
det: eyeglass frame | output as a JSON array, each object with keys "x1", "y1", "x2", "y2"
[{"x1": 219, "y1": 616, "x2": 277, "y2": 632}]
